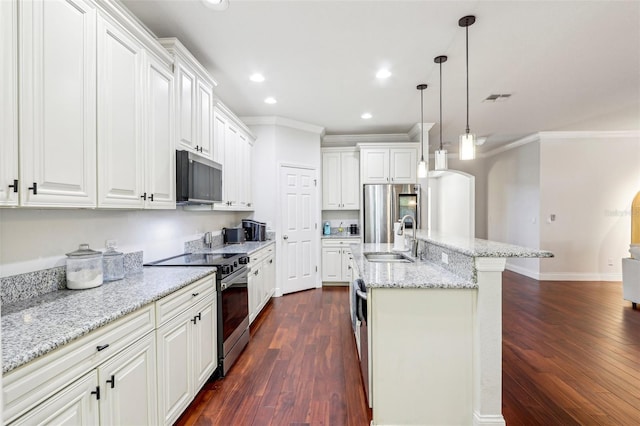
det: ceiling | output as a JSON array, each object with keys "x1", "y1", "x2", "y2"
[{"x1": 122, "y1": 0, "x2": 640, "y2": 152}]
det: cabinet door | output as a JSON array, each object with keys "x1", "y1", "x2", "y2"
[
  {"x1": 322, "y1": 247, "x2": 343, "y2": 281},
  {"x1": 145, "y1": 55, "x2": 175, "y2": 209},
  {"x1": 11, "y1": 371, "x2": 99, "y2": 426},
  {"x1": 389, "y1": 148, "x2": 417, "y2": 183},
  {"x1": 361, "y1": 149, "x2": 389, "y2": 184},
  {"x1": 97, "y1": 15, "x2": 144, "y2": 208},
  {"x1": 19, "y1": 0, "x2": 97, "y2": 207},
  {"x1": 322, "y1": 152, "x2": 342, "y2": 209},
  {"x1": 192, "y1": 298, "x2": 217, "y2": 392},
  {"x1": 223, "y1": 123, "x2": 239, "y2": 206},
  {"x1": 212, "y1": 110, "x2": 226, "y2": 164},
  {"x1": 176, "y1": 62, "x2": 196, "y2": 151},
  {"x1": 263, "y1": 255, "x2": 275, "y2": 304},
  {"x1": 246, "y1": 137, "x2": 253, "y2": 208},
  {"x1": 340, "y1": 151, "x2": 360, "y2": 209},
  {"x1": 248, "y1": 262, "x2": 262, "y2": 324},
  {"x1": 98, "y1": 332, "x2": 158, "y2": 426},
  {"x1": 196, "y1": 79, "x2": 213, "y2": 159},
  {"x1": 1, "y1": 0, "x2": 18, "y2": 206},
  {"x1": 157, "y1": 312, "x2": 193, "y2": 425},
  {"x1": 237, "y1": 132, "x2": 247, "y2": 207},
  {"x1": 341, "y1": 249, "x2": 353, "y2": 282}
]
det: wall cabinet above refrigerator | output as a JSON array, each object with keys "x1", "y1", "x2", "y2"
[
  {"x1": 322, "y1": 148, "x2": 359, "y2": 210},
  {"x1": 359, "y1": 144, "x2": 418, "y2": 185}
]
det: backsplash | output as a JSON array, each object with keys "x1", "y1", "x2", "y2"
[
  {"x1": 1, "y1": 251, "x2": 144, "y2": 306},
  {"x1": 418, "y1": 240, "x2": 476, "y2": 282}
]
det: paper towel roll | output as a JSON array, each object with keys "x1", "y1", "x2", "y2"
[{"x1": 393, "y1": 222, "x2": 405, "y2": 251}]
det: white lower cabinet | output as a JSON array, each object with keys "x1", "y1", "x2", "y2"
[
  {"x1": 322, "y1": 239, "x2": 359, "y2": 282},
  {"x1": 156, "y1": 278, "x2": 217, "y2": 426},
  {"x1": 10, "y1": 371, "x2": 99, "y2": 426},
  {"x1": 248, "y1": 245, "x2": 276, "y2": 324}
]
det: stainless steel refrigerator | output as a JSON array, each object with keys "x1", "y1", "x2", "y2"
[{"x1": 363, "y1": 184, "x2": 421, "y2": 243}]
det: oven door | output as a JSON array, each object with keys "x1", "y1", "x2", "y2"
[{"x1": 219, "y1": 267, "x2": 249, "y2": 357}]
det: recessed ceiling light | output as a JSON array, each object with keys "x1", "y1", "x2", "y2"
[
  {"x1": 264, "y1": 97, "x2": 277, "y2": 104},
  {"x1": 250, "y1": 73, "x2": 265, "y2": 82},
  {"x1": 202, "y1": 0, "x2": 229, "y2": 10},
  {"x1": 361, "y1": 113, "x2": 372, "y2": 119},
  {"x1": 376, "y1": 69, "x2": 392, "y2": 79}
]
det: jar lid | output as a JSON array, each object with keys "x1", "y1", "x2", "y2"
[
  {"x1": 103, "y1": 248, "x2": 124, "y2": 257},
  {"x1": 66, "y1": 244, "x2": 102, "y2": 258}
]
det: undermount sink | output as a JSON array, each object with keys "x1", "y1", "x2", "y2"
[{"x1": 364, "y1": 252, "x2": 414, "y2": 263}]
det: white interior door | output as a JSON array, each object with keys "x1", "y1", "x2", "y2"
[{"x1": 280, "y1": 165, "x2": 317, "y2": 294}]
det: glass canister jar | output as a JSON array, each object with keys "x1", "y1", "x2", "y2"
[
  {"x1": 103, "y1": 244, "x2": 125, "y2": 282},
  {"x1": 66, "y1": 244, "x2": 104, "y2": 290}
]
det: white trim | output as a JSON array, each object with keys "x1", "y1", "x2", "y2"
[
  {"x1": 214, "y1": 101, "x2": 256, "y2": 140},
  {"x1": 538, "y1": 272, "x2": 623, "y2": 281},
  {"x1": 482, "y1": 133, "x2": 541, "y2": 158},
  {"x1": 474, "y1": 258, "x2": 506, "y2": 272},
  {"x1": 323, "y1": 133, "x2": 411, "y2": 145},
  {"x1": 407, "y1": 122, "x2": 436, "y2": 142},
  {"x1": 505, "y1": 263, "x2": 540, "y2": 280},
  {"x1": 158, "y1": 37, "x2": 218, "y2": 86},
  {"x1": 473, "y1": 412, "x2": 506, "y2": 426},
  {"x1": 241, "y1": 116, "x2": 325, "y2": 135},
  {"x1": 356, "y1": 142, "x2": 420, "y2": 150}
]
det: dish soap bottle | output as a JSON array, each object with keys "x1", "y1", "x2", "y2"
[{"x1": 323, "y1": 222, "x2": 331, "y2": 236}]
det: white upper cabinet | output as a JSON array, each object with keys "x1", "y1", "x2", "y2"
[
  {"x1": 360, "y1": 145, "x2": 418, "y2": 184},
  {"x1": 322, "y1": 148, "x2": 359, "y2": 210},
  {"x1": 160, "y1": 38, "x2": 216, "y2": 160},
  {"x1": 144, "y1": 54, "x2": 176, "y2": 209},
  {"x1": 18, "y1": 0, "x2": 97, "y2": 207},
  {"x1": 97, "y1": 14, "x2": 145, "y2": 208},
  {"x1": 0, "y1": 0, "x2": 18, "y2": 206}
]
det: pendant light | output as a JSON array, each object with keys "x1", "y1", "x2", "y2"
[
  {"x1": 459, "y1": 15, "x2": 476, "y2": 160},
  {"x1": 416, "y1": 84, "x2": 428, "y2": 178},
  {"x1": 434, "y1": 55, "x2": 448, "y2": 170}
]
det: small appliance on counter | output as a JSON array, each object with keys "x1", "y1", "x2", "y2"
[
  {"x1": 65, "y1": 244, "x2": 103, "y2": 290},
  {"x1": 349, "y1": 224, "x2": 359, "y2": 235},
  {"x1": 222, "y1": 227, "x2": 246, "y2": 244},
  {"x1": 242, "y1": 219, "x2": 266, "y2": 241},
  {"x1": 323, "y1": 222, "x2": 331, "y2": 236}
]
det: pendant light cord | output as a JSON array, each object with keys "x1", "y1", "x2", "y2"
[
  {"x1": 420, "y1": 88, "x2": 425, "y2": 161},
  {"x1": 465, "y1": 24, "x2": 470, "y2": 135},
  {"x1": 439, "y1": 62, "x2": 443, "y2": 150}
]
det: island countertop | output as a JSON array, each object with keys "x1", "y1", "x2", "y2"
[{"x1": 350, "y1": 243, "x2": 477, "y2": 289}]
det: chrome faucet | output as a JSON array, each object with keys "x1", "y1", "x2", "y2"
[
  {"x1": 398, "y1": 215, "x2": 418, "y2": 257},
  {"x1": 203, "y1": 231, "x2": 212, "y2": 249}
]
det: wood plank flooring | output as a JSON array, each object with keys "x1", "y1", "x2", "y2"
[{"x1": 178, "y1": 273, "x2": 640, "y2": 425}]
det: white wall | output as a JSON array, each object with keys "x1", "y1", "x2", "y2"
[
  {"x1": 485, "y1": 141, "x2": 541, "y2": 277},
  {"x1": 429, "y1": 170, "x2": 475, "y2": 239},
  {"x1": 443, "y1": 156, "x2": 488, "y2": 238},
  {"x1": 0, "y1": 208, "x2": 245, "y2": 277},
  {"x1": 539, "y1": 133, "x2": 640, "y2": 280}
]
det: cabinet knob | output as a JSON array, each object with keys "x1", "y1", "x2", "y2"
[
  {"x1": 283, "y1": 235, "x2": 288, "y2": 240},
  {"x1": 8, "y1": 179, "x2": 18, "y2": 193}
]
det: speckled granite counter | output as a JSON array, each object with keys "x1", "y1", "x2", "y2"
[
  {"x1": 351, "y1": 243, "x2": 476, "y2": 289},
  {"x1": 321, "y1": 233, "x2": 361, "y2": 240},
  {"x1": 1, "y1": 267, "x2": 215, "y2": 374},
  {"x1": 201, "y1": 240, "x2": 275, "y2": 255}
]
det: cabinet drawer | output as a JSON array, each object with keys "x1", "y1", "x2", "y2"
[
  {"x1": 155, "y1": 274, "x2": 215, "y2": 327},
  {"x1": 249, "y1": 245, "x2": 274, "y2": 266},
  {"x1": 322, "y1": 239, "x2": 360, "y2": 248},
  {"x1": 3, "y1": 305, "x2": 155, "y2": 423}
]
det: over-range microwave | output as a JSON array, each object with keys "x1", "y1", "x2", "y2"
[{"x1": 176, "y1": 150, "x2": 223, "y2": 205}]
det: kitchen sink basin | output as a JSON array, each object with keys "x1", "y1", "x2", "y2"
[{"x1": 364, "y1": 252, "x2": 414, "y2": 263}]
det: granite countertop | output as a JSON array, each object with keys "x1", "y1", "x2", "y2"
[
  {"x1": 351, "y1": 243, "x2": 477, "y2": 290},
  {"x1": 1, "y1": 267, "x2": 215, "y2": 374},
  {"x1": 201, "y1": 240, "x2": 275, "y2": 255},
  {"x1": 415, "y1": 230, "x2": 554, "y2": 258},
  {"x1": 321, "y1": 233, "x2": 361, "y2": 239}
]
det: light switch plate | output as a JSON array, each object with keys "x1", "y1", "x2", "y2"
[{"x1": 442, "y1": 252, "x2": 449, "y2": 264}]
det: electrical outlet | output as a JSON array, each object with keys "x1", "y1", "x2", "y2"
[
  {"x1": 608, "y1": 258, "x2": 614, "y2": 266},
  {"x1": 442, "y1": 252, "x2": 449, "y2": 264}
]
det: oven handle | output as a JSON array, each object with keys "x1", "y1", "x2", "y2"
[{"x1": 221, "y1": 269, "x2": 248, "y2": 291}]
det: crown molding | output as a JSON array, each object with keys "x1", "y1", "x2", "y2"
[
  {"x1": 158, "y1": 37, "x2": 218, "y2": 87},
  {"x1": 482, "y1": 133, "x2": 541, "y2": 158},
  {"x1": 241, "y1": 116, "x2": 325, "y2": 136},
  {"x1": 322, "y1": 133, "x2": 412, "y2": 146},
  {"x1": 408, "y1": 122, "x2": 436, "y2": 141}
]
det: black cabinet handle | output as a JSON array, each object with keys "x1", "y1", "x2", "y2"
[
  {"x1": 91, "y1": 386, "x2": 100, "y2": 400},
  {"x1": 106, "y1": 375, "x2": 115, "y2": 389},
  {"x1": 149, "y1": 193, "x2": 154, "y2": 202},
  {"x1": 192, "y1": 292, "x2": 199, "y2": 297},
  {"x1": 191, "y1": 316, "x2": 197, "y2": 324},
  {"x1": 96, "y1": 344, "x2": 110, "y2": 352},
  {"x1": 8, "y1": 179, "x2": 18, "y2": 193},
  {"x1": 140, "y1": 192, "x2": 147, "y2": 201},
  {"x1": 28, "y1": 182, "x2": 37, "y2": 194}
]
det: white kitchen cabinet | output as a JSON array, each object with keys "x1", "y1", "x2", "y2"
[
  {"x1": 10, "y1": 371, "x2": 100, "y2": 426},
  {"x1": 321, "y1": 239, "x2": 359, "y2": 282},
  {"x1": 98, "y1": 332, "x2": 158, "y2": 426},
  {"x1": 213, "y1": 103, "x2": 255, "y2": 211},
  {"x1": 160, "y1": 38, "x2": 216, "y2": 160},
  {"x1": 248, "y1": 244, "x2": 276, "y2": 324},
  {"x1": 97, "y1": 14, "x2": 145, "y2": 208},
  {"x1": 0, "y1": 0, "x2": 18, "y2": 206},
  {"x1": 322, "y1": 148, "x2": 360, "y2": 210},
  {"x1": 18, "y1": 0, "x2": 97, "y2": 207},
  {"x1": 156, "y1": 276, "x2": 217, "y2": 426},
  {"x1": 360, "y1": 145, "x2": 418, "y2": 184}
]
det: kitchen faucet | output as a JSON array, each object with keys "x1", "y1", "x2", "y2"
[{"x1": 398, "y1": 215, "x2": 418, "y2": 257}]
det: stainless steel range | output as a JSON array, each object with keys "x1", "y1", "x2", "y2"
[{"x1": 145, "y1": 252, "x2": 250, "y2": 376}]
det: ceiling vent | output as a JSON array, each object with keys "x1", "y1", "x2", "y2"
[{"x1": 483, "y1": 94, "x2": 512, "y2": 102}]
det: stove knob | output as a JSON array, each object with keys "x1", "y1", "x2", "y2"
[
  {"x1": 239, "y1": 256, "x2": 249, "y2": 264},
  {"x1": 233, "y1": 261, "x2": 238, "y2": 267}
]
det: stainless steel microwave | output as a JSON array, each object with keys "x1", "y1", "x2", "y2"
[{"x1": 176, "y1": 150, "x2": 223, "y2": 205}]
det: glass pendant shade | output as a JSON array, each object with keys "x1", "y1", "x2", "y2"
[
  {"x1": 434, "y1": 150, "x2": 448, "y2": 170},
  {"x1": 459, "y1": 132, "x2": 476, "y2": 160},
  {"x1": 417, "y1": 158, "x2": 428, "y2": 178}
]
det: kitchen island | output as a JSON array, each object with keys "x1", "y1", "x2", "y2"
[{"x1": 350, "y1": 232, "x2": 552, "y2": 426}]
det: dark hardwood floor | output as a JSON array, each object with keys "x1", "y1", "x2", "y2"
[{"x1": 178, "y1": 273, "x2": 640, "y2": 425}]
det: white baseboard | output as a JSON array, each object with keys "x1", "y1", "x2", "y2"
[
  {"x1": 505, "y1": 263, "x2": 540, "y2": 280},
  {"x1": 473, "y1": 412, "x2": 506, "y2": 426},
  {"x1": 506, "y1": 265, "x2": 622, "y2": 282}
]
